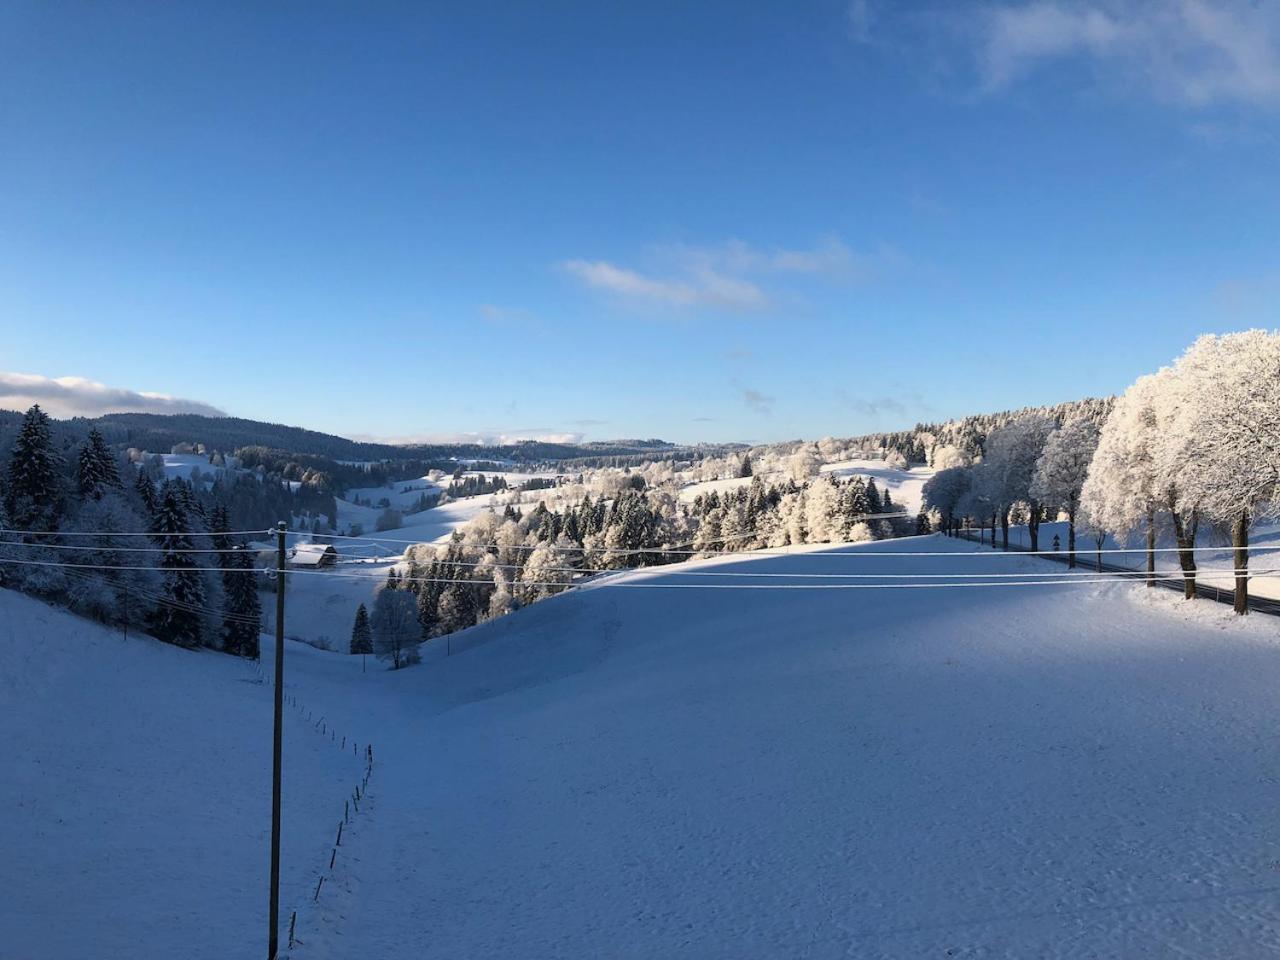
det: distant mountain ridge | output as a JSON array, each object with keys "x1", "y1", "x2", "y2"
[{"x1": 0, "y1": 409, "x2": 704, "y2": 464}]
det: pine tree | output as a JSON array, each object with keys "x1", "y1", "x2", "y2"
[
  {"x1": 209, "y1": 504, "x2": 232, "y2": 552},
  {"x1": 76, "y1": 429, "x2": 121, "y2": 501},
  {"x1": 350, "y1": 603, "x2": 373, "y2": 662},
  {"x1": 134, "y1": 466, "x2": 158, "y2": 516},
  {"x1": 150, "y1": 484, "x2": 205, "y2": 647},
  {"x1": 5, "y1": 405, "x2": 64, "y2": 533},
  {"x1": 222, "y1": 548, "x2": 262, "y2": 657}
]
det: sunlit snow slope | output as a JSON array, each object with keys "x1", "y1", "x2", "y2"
[
  {"x1": 0, "y1": 593, "x2": 367, "y2": 960},
  {"x1": 291, "y1": 536, "x2": 1280, "y2": 960},
  {"x1": 7, "y1": 537, "x2": 1280, "y2": 959}
]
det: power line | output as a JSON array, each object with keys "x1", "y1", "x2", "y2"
[
  {"x1": 0, "y1": 539, "x2": 271, "y2": 555},
  {"x1": 303, "y1": 527, "x2": 1280, "y2": 559},
  {"x1": 4, "y1": 553, "x2": 1275, "y2": 590},
  {"x1": 0, "y1": 527, "x2": 269, "y2": 539}
]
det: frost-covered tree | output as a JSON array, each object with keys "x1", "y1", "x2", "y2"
[
  {"x1": 803, "y1": 477, "x2": 842, "y2": 544},
  {"x1": 984, "y1": 414, "x2": 1055, "y2": 550},
  {"x1": 60, "y1": 492, "x2": 158, "y2": 626},
  {"x1": 486, "y1": 568, "x2": 517, "y2": 621},
  {"x1": 1161, "y1": 332, "x2": 1280, "y2": 612},
  {"x1": 928, "y1": 444, "x2": 971, "y2": 471},
  {"x1": 884, "y1": 449, "x2": 908, "y2": 470},
  {"x1": 371, "y1": 583, "x2": 420, "y2": 669},
  {"x1": 520, "y1": 543, "x2": 565, "y2": 604},
  {"x1": 1080, "y1": 371, "x2": 1169, "y2": 588},
  {"x1": 5, "y1": 405, "x2": 64, "y2": 533},
  {"x1": 787, "y1": 445, "x2": 821, "y2": 483},
  {"x1": 922, "y1": 467, "x2": 971, "y2": 537},
  {"x1": 1031, "y1": 417, "x2": 1100, "y2": 567}
]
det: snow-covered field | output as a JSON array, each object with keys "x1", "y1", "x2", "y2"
[
  {"x1": 679, "y1": 459, "x2": 932, "y2": 514},
  {"x1": 11, "y1": 536, "x2": 1280, "y2": 958},
  {"x1": 0, "y1": 591, "x2": 368, "y2": 960},
  {"x1": 819, "y1": 458, "x2": 932, "y2": 513}
]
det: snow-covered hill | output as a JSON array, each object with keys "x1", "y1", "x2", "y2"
[
  {"x1": 278, "y1": 537, "x2": 1280, "y2": 958},
  {"x1": 0, "y1": 592, "x2": 369, "y2": 960},
  {"x1": 679, "y1": 458, "x2": 932, "y2": 514},
  {"x1": 10, "y1": 536, "x2": 1280, "y2": 958}
]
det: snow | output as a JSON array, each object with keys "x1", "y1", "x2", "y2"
[
  {"x1": 0, "y1": 591, "x2": 368, "y2": 960},
  {"x1": 819, "y1": 458, "x2": 933, "y2": 513},
  {"x1": 12, "y1": 535, "x2": 1280, "y2": 958},
  {"x1": 678, "y1": 459, "x2": 933, "y2": 514},
  {"x1": 677, "y1": 474, "x2": 756, "y2": 503},
  {"x1": 343, "y1": 476, "x2": 443, "y2": 514},
  {"x1": 292, "y1": 490, "x2": 508, "y2": 646}
]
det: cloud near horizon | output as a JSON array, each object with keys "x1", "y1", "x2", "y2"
[{"x1": 0, "y1": 372, "x2": 227, "y2": 419}]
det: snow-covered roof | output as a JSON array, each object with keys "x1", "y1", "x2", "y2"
[{"x1": 289, "y1": 543, "x2": 338, "y2": 567}]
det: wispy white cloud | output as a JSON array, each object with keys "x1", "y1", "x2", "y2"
[
  {"x1": 0, "y1": 372, "x2": 226, "y2": 419},
  {"x1": 974, "y1": 0, "x2": 1280, "y2": 107},
  {"x1": 561, "y1": 236, "x2": 887, "y2": 311},
  {"x1": 561, "y1": 259, "x2": 767, "y2": 309}
]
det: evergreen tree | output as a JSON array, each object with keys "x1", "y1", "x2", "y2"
[
  {"x1": 865, "y1": 479, "x2": 882, "y2": 515},
  {"x1": 76, "y1": 428, "x2": 121, "y2": 501},
  {"x1": 5, "y1": 405, "x2": 64, "y2": 533},
  {"x1": 222, "y1": 548, "x2": 262, "y2": 657},
  {"x1": 350, "y1": 602, "x2": 373, "y2": 660},
  {"x1": 150, "y1": 484, "x2": 205, "y2": 647},
  {"x1": 134, "y1": 466, "x2": 158, "y2": 516},
  {"x1": 209, "y1": 504, "x2": 232, "y2": 552}
]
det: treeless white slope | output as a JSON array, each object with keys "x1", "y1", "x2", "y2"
[
  {"x1": 296, "y1": 537, "x2": 1280, "y2": 960},
  {"x1": 820, "y1": 457, "x2": 933, "y2": 513},
  {"x1": 0, "y1": 592, "x2": 368, "y2": 960}
]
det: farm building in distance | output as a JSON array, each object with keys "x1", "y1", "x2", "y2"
[{"x1": 289, "y1": 543, "x2": 339, "y2": 569}]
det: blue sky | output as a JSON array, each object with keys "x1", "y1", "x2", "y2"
[{"x1": 2, "y1": 1, "x2": 1278, "y2": 445}]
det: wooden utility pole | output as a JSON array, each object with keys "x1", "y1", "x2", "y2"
[{"x1": 268, "y1": 521, "x2": 286, "y2": 959}]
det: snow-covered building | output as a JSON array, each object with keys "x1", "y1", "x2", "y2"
[{"x1": 289, "y1": 543, "x2": 338, "y2": 569}]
